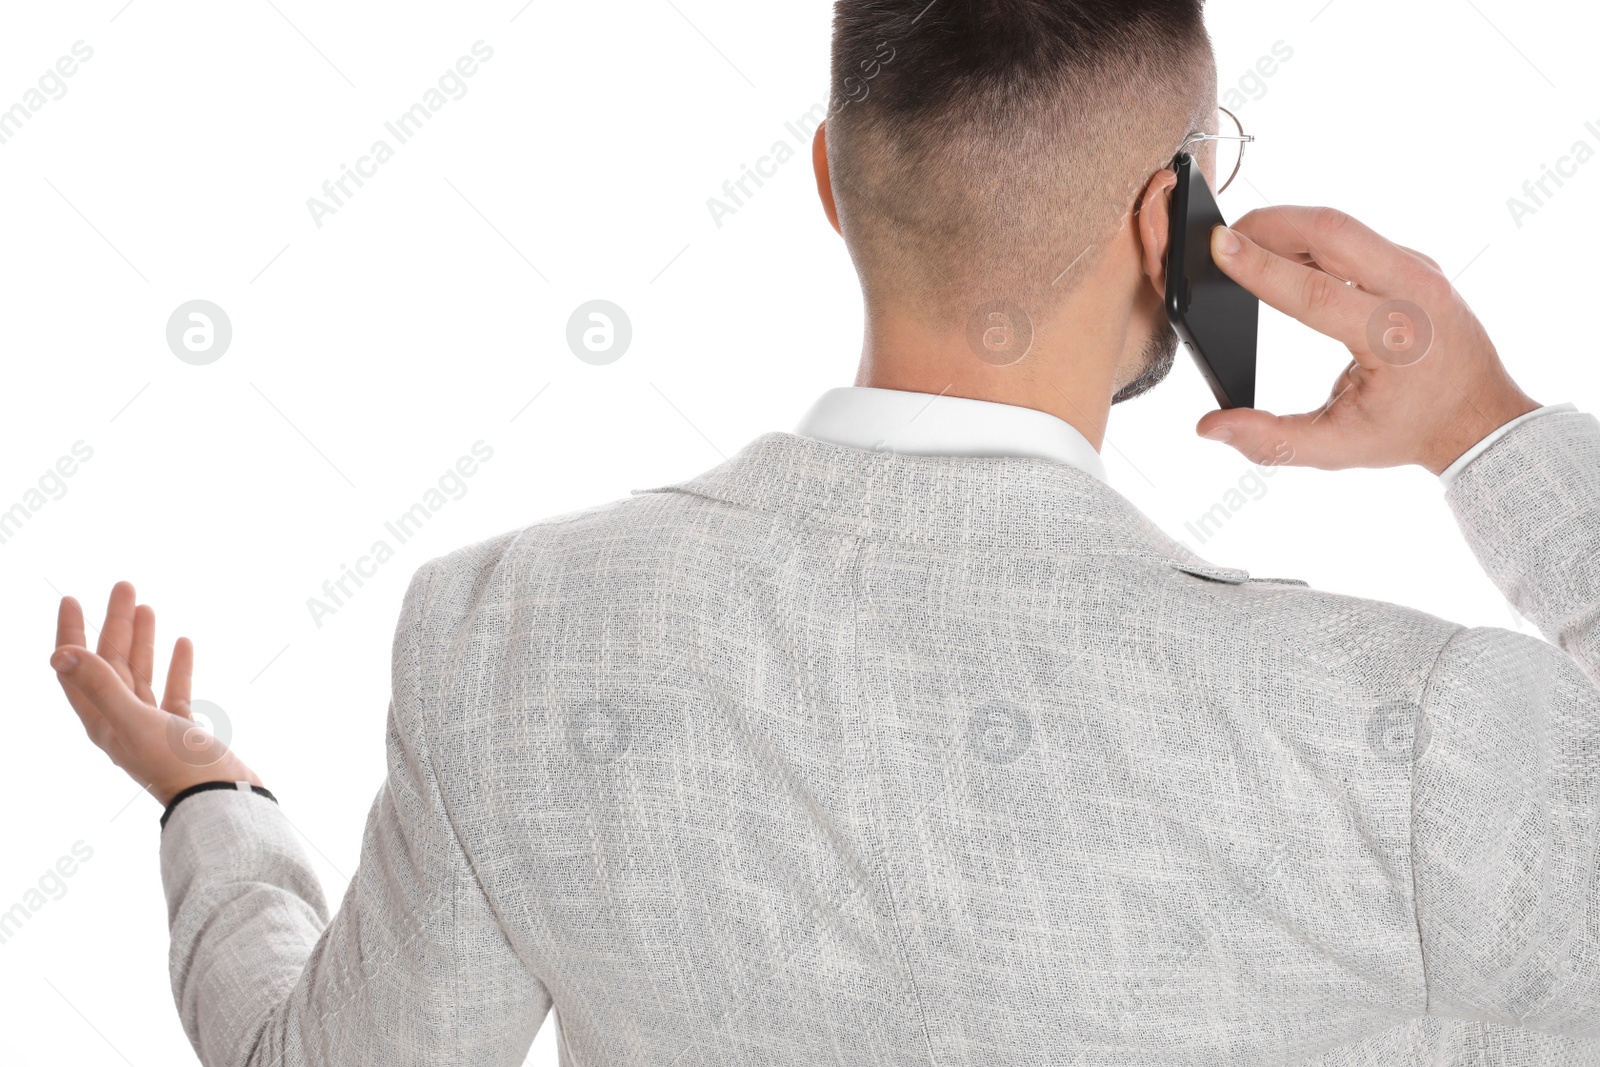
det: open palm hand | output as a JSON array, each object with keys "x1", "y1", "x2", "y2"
[{"x1": 51, "y1": 581, "x2": 260, "y2": 807}]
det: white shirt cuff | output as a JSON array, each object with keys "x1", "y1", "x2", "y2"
[{"x1": 1439, "y1": 403, "x2": 1578, "y2": 489}]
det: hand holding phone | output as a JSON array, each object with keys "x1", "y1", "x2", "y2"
[{"x1": 1194, "y1": 206, "x2": 1540, "y2": 474}]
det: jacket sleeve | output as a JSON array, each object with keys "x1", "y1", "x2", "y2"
[
  {"x1": 1409, "y1": 411, "x2": 1600, "y2": 1037},
  {"x1": 160, "y1": 562, "x2": 551, "y2": 1065}
]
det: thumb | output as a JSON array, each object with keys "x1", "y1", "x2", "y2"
[
  {"x1": 1195, "y1": 408, "x2": 1307, "y2": 468},
  {"x1": 52, "y1": 646, "x2": 143, "y2": 728}
]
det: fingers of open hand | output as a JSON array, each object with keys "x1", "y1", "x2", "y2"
[
  {"x1": 162, "y1": 637, "x2": 195, "y2": 718},
  {"x1": 55, "y1": 595, "x2": 86, "y2": 651},
  {"x1": 52, "y1": 589, "x2": 241, "y2": 801},
  {"x1": 51, "y1": 644, "x2": 147, "y2": 749},
  {"x1": 131, "y1": 603, "x2": 157, "y2": 705},
  {"x1": 96, "y1": 581, "x2": 139, "y2": 690},
  {"x1": 53, "y1": 598, "x2": 102, "y2": 736}
]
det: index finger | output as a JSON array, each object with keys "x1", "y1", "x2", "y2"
[
  {"x1": 1232, "y1": 205, "x2": 1429, "y2": 297},
  {"x1": 1212, "y1": 225, "x2": 1383, "y2": 355}
]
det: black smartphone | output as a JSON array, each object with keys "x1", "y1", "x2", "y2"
[{"x1": 1164, "y1": 152, "x2": 1258, "y2": 410}]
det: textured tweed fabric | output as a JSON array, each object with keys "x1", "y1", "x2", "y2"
[{"x1": 161, "y1": 412, "x2": 1600, "y2": 1065}]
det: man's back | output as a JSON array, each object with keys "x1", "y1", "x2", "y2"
[
  {"x1": 36, "y1": 4, "x2": 1598, "y2": 1062},
  {"x1": 374, "y1": 423, "x2": 1597, "y2": 1064}
]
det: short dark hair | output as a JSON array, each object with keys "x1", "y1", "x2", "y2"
[{"x1": 827, "y1": 0, "x2": 1214, "y2": 322}]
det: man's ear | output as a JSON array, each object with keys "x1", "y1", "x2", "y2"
[
  {"x1": 1136, "y1": 167, "x2": 1178, "y2": 297},
  {"x1": 813, "y1": 121, "x2": 842, "y2": 236}
]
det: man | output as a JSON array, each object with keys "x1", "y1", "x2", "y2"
[{"x1": 49, "y1": 1, "x2": 1598, "y2": 1063}]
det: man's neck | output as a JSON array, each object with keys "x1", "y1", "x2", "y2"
[{"x1": 854, "y1": 305, "x2": 1128, "y2": 452}]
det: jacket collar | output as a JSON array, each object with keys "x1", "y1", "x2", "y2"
[{"x1": 639, "y1": 432, "x2": 1252, "y2": 582}]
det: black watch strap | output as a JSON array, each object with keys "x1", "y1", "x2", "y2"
[{"x1": 161, "y1": 781, "x2": 278, "y2": 829}]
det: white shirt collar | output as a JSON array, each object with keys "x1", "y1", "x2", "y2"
[{"x1": 795, "y1": 387, "x2": 1108, "y2": 484}]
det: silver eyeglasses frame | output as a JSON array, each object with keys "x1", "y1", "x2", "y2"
[{"x1": 1175, "y1": 106, "x2": 1254, "y2": 194}]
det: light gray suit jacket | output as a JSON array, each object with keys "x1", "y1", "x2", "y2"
[{"x1": 162, "y1": 411, "x2": 1600, "y2": 1066}]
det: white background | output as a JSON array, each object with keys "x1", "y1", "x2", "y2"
[{"x1": 1, "y1": 0, "x2": 1595, "y2": 1062}]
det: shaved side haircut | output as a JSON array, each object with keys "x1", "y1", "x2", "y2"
[{"x1": 827, "y1": 0, "x2": 1216, "y2": 329}]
